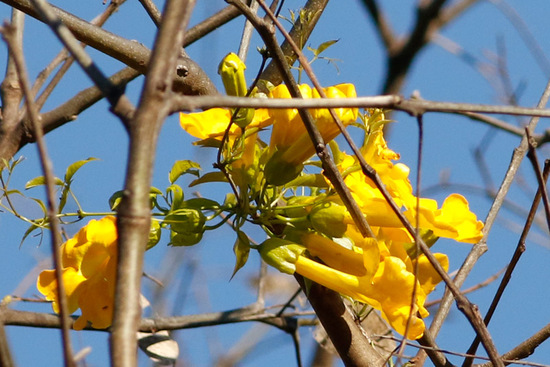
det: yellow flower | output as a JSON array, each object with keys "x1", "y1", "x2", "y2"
[
  {"x1": 180, "y1": 83, "x2": 358, "y2": 186},
  {"x1": 338, "y1": 120, "x2": 484, "y2": 244},
  {"x1": 261, "y1": 234, "x2": 447, "y2": 339},
  {"x1": 180, "y1": 108, "x2": 271, "y2": 142},
  {"x1": 37, "y1": 216, "x2": 118, "y2": 330},
  {"x1": 268, "y1": 83, "x2": 358, "y2": 167}
]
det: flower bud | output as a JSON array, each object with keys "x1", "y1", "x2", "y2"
[
  {"x1": 165, "y1": 209, "x2": 206, "y2": 246},
  {"x1": 258, "y1": 238, "x2": 305, "y2": 274},
  {"x1": 308, "y1": 201, "x2": 348, "y2": 238}
]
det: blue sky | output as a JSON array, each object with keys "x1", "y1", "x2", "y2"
[{"x1": 1, "y1": 0, "x2": 550, "y2": 365}]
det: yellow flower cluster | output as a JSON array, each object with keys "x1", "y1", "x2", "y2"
[
  {"x1": 179, "y1": 83, "x2": 484, "y2": 339},
  {"x1": 37, "y1": 216, "x2": 118, "y2": 330}
]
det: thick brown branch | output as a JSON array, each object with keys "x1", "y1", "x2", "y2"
[
  {"x1": 111, "y1": 0, "x2": 196, "y2": 365},
  {"x1": 295, "y1": 275, "x2": 386, "y2": 366},
  {"x1": 1, "y1": 0, "x2": 217, "y2": 96}
]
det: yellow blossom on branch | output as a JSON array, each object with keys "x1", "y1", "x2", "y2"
[
  {"x1": 179, "y1": 107, "x2": 270, "y2": 142},
  {"x1": 268, "y1": 83, "x2": 358, "y2": 164},
  {"x1": 37, "y1": 216, "x2": 118, "y2": 330},
  {"x1": 179, "y1": 83, "x2": 359, "y2": 185},
  {"x1": 265, "y1": 83, "x2": 358, "y2": 184},
  {"x1": 337, "y1": 115, "x2": 484, "y2": 244},
  {"x1": 260, "y1": 235, "x2": 448, "y2": 339}
]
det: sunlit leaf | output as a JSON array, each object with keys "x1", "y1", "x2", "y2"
[
  {"x1": 25, "y1": 176, "x2": 63, "y2": 189},
  {"x1": 166, "y1": 184, "x2": 184, "y2": 210},
  {"x1": 315, "y1": 39, "x2": 339, "y2": 56},
  {"x1": 193, "y1": 138, "x2": 223, "y2": 148},
  {"x1": 147, "y1": 220, "x2": 162, "y2": 250},
  {"x1": 19, "y1": 222, "x2": 42, "y2": 248},
  {"x1": 286, "y1": 174, "x2": 329, "y2": 188},
  {"x1": 189, "y1": 171, "x2": 228, "y2": 187},
  {"x1": 168, "y1": 231, "x2": 203, "y2": 247},
  {"x1": 64, "y1": 157, "x2": 98, "y2": 183},
  {"x1": 150, "y1": 186, "x2": 163, "y2": 195},
  {"x1": 231, "y1": 230, "x2": 250, "y2": 279},
  {"x1": 181, "y1": 198, "x2": 220, "y2": 211},
  {"x1": 109, "y1": 190, "x2": 124, "y2": 211},
  {"x1": 30, "y1": 198, "x2": 48, "y2": 216},
  {"x1": 169, "y1": 160, "x2": 200, "y2": 184}
]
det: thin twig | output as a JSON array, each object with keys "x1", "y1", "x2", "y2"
[
  {"x1": 237, "y1": 0, "x2": 259, "y2": 62},
  {"x1": 257, "y1": 0, "x2": 330, "y2": 88},
  {"x1": 477, "y1": 321, "x2": 550, "y2": 367},
  {"x1": 424, "y1": 74, "x2": 550, "y2": 365},
  {"x1": 171, "y1": 93, "x2": 550, "y2": 121},
  {"x1": 138, "y1": 0, "x2": 162, "y2": 27},
  {"x1": 463, "y1": 158, "x2": 550, "y2": 366},
  {"x1": 2, "y1": 0, "x2": 217, "y2": 98},
  {"x1": 254, "y1": 1, "x2": 503, "y2": 362},
  {"x1": 424, "y1": 267, "x2": 506, "y2": 308},
  {"x1": 26, "y1": 0, "x2": 135, "y2": 126},
  {"x1": 0, "y1": 9, "x2": 24, "y2": 132},
  {"x1": 361, "y1": 0, "x2": 395, "y2": 49},
  {"x1": 1, "y1": 306, "x2": 316, "y2": 332},
  {"x1": 1, "y1": 22, "x2": 75, "y2": 367},
  {"x1": 32, "y1": 0, "x2": 127, "y2": 112},
  {"x1": 254, "y1": 0, "x2": 374, "y2": 238}
]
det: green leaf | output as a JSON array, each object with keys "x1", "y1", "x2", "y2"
[
  {"x1": 64, "y1": 157, "x2": 98, "y2": 183},
  {"x1": 166, "y1": 184, "x2": 184, "y2": 210},
  {"x1": 315, "y1": 39, "x2": 338, "y2": 56},
  {"x1": 181, "y1": 198, "x2": 220, "y2": 211},
  {"x1": 231, "y1": 230, "x2": 250, "y2": 279},
  {"x1": 150, "y1": 187, "x2": 163, "y2": 195},
  {"x1": 168, "y1": 231, "x2": 203, "y2": 247},
  {"x1": 286, "y1": 174, "x2": 329, "y2": 188},
  {"x1": 109, "y1": 190, "x2": 124, "y2": 210},
  {"x1": 147, "y1": 220, "x2": 162, "y2": 250},
  {"x1": 189, "y1": 171, "x2": 228, "y2": 187},
  {"x1": 25, "y1": 176, "x2": 63, "y2": 189},
  {"x1": 193, "y1": 138, "x2": 223, "y2": 148},
  {"x1": 3, "y1": 189, "x2": 24, "y2": 197},
  {"x1": 169, "y1": 160, "x2": 201, "y2": 184},
  {"x1": 164, "y1": 209, "x2": 206, "y2": 234},
  {"x1": 58, "y1": 187, "x2": 70, "y2": 213}
]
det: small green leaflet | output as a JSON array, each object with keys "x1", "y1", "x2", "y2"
[{"x1": 169, "y1": 160, "x2": 201, "y2": 184}]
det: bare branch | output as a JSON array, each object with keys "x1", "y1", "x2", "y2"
[
  {"x1": 257, "y1": 0, "x2": 330, "y2": 88},
  {"x1": 2, "y1": 306, "x2": 316, "y2": 332},
  {"x1": 0, "y1": 9, "x2": 24, "y2": 131},
  {"x1": 423, "y1": 75, "x2": 550, "y2": 365},
  {"x1": 171, "y1": 93, "x2": 550, "y2": 121},
  {"x1": 138, "y1": 0, "x2": 162, "y2": 27},
  {"x1": 1, "y1": 0, "x2": 217, "y2": 96},
  {"x1": 111, "y1": 0, "x2": 196, "y2": 365},
  {"x1": 1, "y1": 20, "x2": 75, "y2": 367},
  {"x1": 361, "y1": 0, "x2": 395, "y2": 49}
]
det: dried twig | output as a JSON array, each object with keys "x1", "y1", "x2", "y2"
[
  {"x1": 463, "y1": 156, "x2": 550, "y2": 365},
  {"x1": 422, "y1": 73, "x2": 550, "y2": 365}
]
